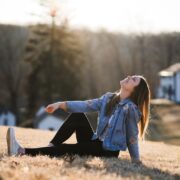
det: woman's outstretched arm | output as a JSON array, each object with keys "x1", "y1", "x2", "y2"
[{"x1": 46, "y1": 92, "x2": 108, "y2": 113}]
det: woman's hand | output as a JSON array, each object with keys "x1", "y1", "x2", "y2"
[
  {"x1": 45, "y1": 102, "x2": 67, "y2": 113},
  {"x1": 131, "y1": 158, "x2": 142, "y2": 165},
  {"x1": 45, "y1": 102, "x2": 61, "y2": 113}
]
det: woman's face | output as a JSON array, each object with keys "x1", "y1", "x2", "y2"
[{"x1": 120, "y1": 75, "x2": 141, "y2": 93}]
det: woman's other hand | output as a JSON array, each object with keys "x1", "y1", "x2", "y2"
[{"x1": 131, "y1": 158, "x2": 142, "y2": 165}]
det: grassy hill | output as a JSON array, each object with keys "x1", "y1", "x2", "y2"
[
  {"x1": 149, "y1": 100, "x2": 180, "y2": 146},
  {"x1": 0, "y1": 126, "x2": 180, "y2": 180}
]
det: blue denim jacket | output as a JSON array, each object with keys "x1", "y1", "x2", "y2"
[{"x1": 66, "y1": 92, "x2": 142, "y2": 160}]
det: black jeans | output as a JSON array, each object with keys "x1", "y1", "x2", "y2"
[{"x1": 25, "y1": 113, "x2": 119, "y2": 158}]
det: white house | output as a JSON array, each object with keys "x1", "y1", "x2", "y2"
[
  {"x1": 158, "y1": 63, "x2": 180, "y2": 103},
  {"x1": 0, "y1": 108, "x2": 16, "y2": 126},
  {"x1": 34, "y1": 106, "x2": 69, "y2": 131}
]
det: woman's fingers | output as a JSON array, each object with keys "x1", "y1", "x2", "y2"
[
  {"x1": 46, "y1": 105, "x2": 55, "y2": 113},
  {"x1": 45, "y1": 102, "x2": 60, "y2": 113}
]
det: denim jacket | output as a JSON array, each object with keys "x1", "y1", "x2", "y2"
[{"x1": 66, "y1": 92, "x2": 142, "y2": 160}]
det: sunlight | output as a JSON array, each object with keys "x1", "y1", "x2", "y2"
[
  {"x1": 0, "y1": 0, "x2": 180, "y2": 33},
  {"x1": 0, "y1": 0, "x2": 44, "y2": 24},
  {"x1": 66, "y1": 0, "x2": 180, "y2": 33}
]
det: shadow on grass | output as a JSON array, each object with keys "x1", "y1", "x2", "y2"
[
  {"x1": 61, "y1": 155, "x2": 180, "y2": 180},
  {"x1": 0, "y1": 152, "x2": 179, "y2": 180}
]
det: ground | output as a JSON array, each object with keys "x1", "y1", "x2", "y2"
[
  {"x1": 149, "y1": 99, "x2": 180, "y2": 146},
  {"x1": 0, "y1": 126, "x2": 180, "y2": 180}
]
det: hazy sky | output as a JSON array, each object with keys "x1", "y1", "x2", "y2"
[{"x1": 0, "y1": 0, "x2": 180, "y2": 33}]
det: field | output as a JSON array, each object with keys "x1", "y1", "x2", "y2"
[
  {"x1": 0, "y1": 126, "x2": 180, "y2": 180},
  {"x1": 150, "y1": 100, "x2": 180, "y2": 146}
]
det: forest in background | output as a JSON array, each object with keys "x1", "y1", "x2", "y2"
[{"x1": 0, "y1": 23, "x2": 180, "y2": 125}]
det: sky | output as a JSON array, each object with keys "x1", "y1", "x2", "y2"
[{"x1": 0, "y1": 0, "x2": 180, "y2": 33}]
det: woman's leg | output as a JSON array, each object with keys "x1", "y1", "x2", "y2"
[
  {"x1": 25, "y1": 140, "x2": 119, "y2": 158},
  {"x1": 49, "y1": 113, "x2": 94, "y2": 146},
  {"x1": 75, "y1": 113, "x2": 95, "y2": 143},
  {"x1": 23, "y1": 113, "x2": 119, "y2": 158}
]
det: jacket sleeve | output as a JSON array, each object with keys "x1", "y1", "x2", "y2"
[
  {"x1": 125, "y1": 103, "x2": 141, "y2": 161},
  {"x1": 66, "y1": 92, "x2": 108, "y2": 113}
]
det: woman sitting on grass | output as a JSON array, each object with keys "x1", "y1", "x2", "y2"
[{"x1": 6, "y1": 75, "x2": 151, "y2": 164}]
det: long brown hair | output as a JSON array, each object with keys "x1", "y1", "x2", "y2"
[{"x1": 105, "y1": 76, "x2": 151, "y2": 140}]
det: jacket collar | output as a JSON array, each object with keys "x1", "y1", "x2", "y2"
[{"x1": 118, "y1": 98, "x2": 131, "y2": 106}]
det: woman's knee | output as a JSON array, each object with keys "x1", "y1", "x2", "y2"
[{"x1": 66, "y1": 113, "x2": 87, "y2": 122}]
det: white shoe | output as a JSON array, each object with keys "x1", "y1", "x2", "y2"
[
  {"x1": 6, "y1": 127, "x2": 24, "y2": 156},
  {"x1": 47, "y1": 143, "x2": 54, "y2": 147}
]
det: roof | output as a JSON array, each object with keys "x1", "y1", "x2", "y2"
[
  {"x1": 34, "y1": 107, "x2": 69, "y2": 127},
  {"x1": 159, "y1": 63, "x2": 180, "y2": 76}
]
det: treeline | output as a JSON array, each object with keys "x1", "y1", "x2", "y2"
[
  {"x1": 0, "y1": 23, "x2": 85, "y2": 124},
  {"x1": 79, "y1": 29, "x2": 180, "y2": 98},
  {"x1": 0, "y1": 23, "x2": 180, "y2": 125}
]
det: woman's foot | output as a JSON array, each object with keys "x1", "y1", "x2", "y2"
[{"x1": 6, "y1": 127, "x2": 25, "y2": 156}]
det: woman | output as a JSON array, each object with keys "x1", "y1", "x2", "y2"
[{"x1": 6, "y1": 75, "x2": 151, "y2": 164}]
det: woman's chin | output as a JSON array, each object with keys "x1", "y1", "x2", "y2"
[{"x1": 120, "y1": 81, "x2": 125, "y2": 86}]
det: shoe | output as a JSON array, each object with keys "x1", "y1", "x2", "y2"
[
  {"x1": 6, "y1": 127, "x2": 24, "y2": 156},
  {"x1": 47, "y1": 142, "x2": 54, "y2": 147}
]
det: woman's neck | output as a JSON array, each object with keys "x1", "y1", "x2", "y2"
[{"x1": 118, "y1": 89, "x2": 130, "y2": 100}]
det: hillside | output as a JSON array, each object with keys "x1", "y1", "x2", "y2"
[
  {"x1": 149, "y1": 100, "x2": 180, "y2": 146},
  {"x1": 0, "y1": 126, "x2": 180, "y2": 180}
]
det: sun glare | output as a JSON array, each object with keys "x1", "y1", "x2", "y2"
[{"x1": 0, "y1": 0, "x2": 180, "y2": 33}]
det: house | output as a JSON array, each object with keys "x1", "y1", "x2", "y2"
[
  {"x1": 0, "y1": 106, "x2": 16, "y2": 126},
  {"x1": 34, "y1": 105, "x2": 69, "y2": 131},
  {"x1": 158, "y1": 63, "x2": 180, "y2": 103}
]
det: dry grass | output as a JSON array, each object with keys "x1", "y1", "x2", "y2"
[
  {"x1": 0, "y1": 126, "x2": 180, "y2": 180},
  {"x1": 150, "y1": 103, "x2": 180, "y2": 146}
]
